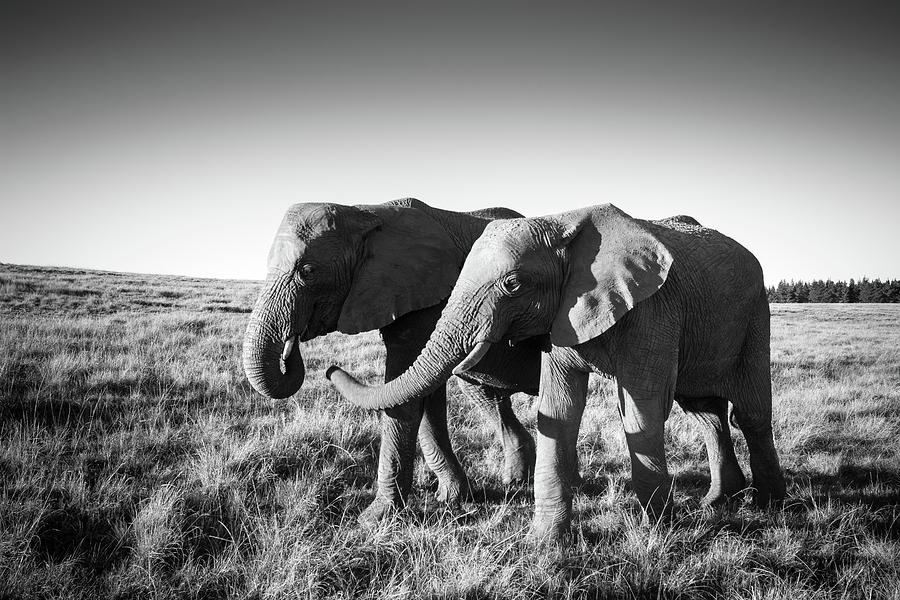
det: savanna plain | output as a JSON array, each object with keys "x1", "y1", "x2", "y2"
[{"x1": 1, "y1": 263, "x2": 898, "y2": 600}]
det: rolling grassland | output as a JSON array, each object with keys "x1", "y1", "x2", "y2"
[{"x1": 1, "y1": 263, "x2": 898, "y2": 599}]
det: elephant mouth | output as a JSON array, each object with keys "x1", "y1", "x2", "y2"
[
  {"x1": 508, "y1": 333, "x2": 552, "y2": 353},
  {"x1": 452, "y1": 340, "x2": 493, "y2": 375},
  {"x1": 453, "y1": 332, "x2": 552, "y2": 376},
  {"x1": 297, "y1": 301, "x2": 336, "y2": 342}
]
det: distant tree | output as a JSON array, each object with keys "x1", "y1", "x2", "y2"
[
  {"x1": 787, "y1": 281, "x2": 801, "y2": 303},
  {"x1": 843, "y1": 278, "x2": 859, "y2": 303},
  {"x1": 832, "y1": 280, "x2": 847, "y2": 304},
  {"x1": 877, "y1": 279, "x2": 890, "y2": 302},
  {"x1": 887, "y1": 280, "x2": 900, "y2": 303},
  {"x1": 767, "y1": 277, "x2": 898, "y2": 303},
  {"x1": 774, "y1": 280, "x2": 793, "y2": 303},
  {"x1": 873, "y1": 279, "x2": 885, "y2": 302},
  {"x1": 858, "y1": 278, "x2": 875, "y2": 303},
  {"x1": 820, "y1": 279, "x2": 837, "y2": 303},
  {"x1": 808, "y1": 280, "x2": 825, "y2": 303}
]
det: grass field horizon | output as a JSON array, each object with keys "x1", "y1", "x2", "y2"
[{"x1": 1, "y1": 262, "x2": 898, "y2": 599}]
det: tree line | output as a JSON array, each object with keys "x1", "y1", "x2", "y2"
[{"x1": 767, "y1": 278, "x2": 900, "y2": 303}]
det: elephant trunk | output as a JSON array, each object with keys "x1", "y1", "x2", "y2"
[
  {"x1": 327, "y1": 313, "x2": 475, "y2": 411},
  {"x1": 242, "y1": 285, "x2": 306, "y2": 399}
]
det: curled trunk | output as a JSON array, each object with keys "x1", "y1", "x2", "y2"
[
  {"x1": 242, "y1": 279, "x2": 305, "y2": 399},
  {"x1": 242, "y1": 317, "x2": 304, "y2": 399}
]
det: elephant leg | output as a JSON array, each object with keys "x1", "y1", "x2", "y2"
[
  {"x1": 732, "y1": 409, "x2": 786, "y2": 507},
  {"x1": 456, "y1": 378, "x2": 535, "y2": 486},
  {"x1": 363, "y1": 388, "x2": 468, "y2": 522},
  {"x1": 362, "y1": 305, "x2": 468, "y2": 522},
  {"x1": 731, "y1": 383, "x2": 786, "y2": 508},
  {"x1": 532, "y1": 353, "x2": 588, "y2": 539},
  {"x1": 731, "y1": 296, "x2": 786, "y2": 508},
  {"x1": 677, "y1": 396, "x2": 746, "y2": 506},
  {"x1": 359, "y1": 399, "x2": 424, "y2": 523},
  {"x1": 617, "y1": 381, "x2": 674, "y2": 522},
  {"x1": 417, "y1": 385, "x2": 468, "y2": 503}
]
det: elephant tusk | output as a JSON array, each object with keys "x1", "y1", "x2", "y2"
[
  {"x1": 452, "y1": 341, "x2": 491, "y2": 375},
  {"x1": 282, "y1": 335, "x2": 297, "y2": 362}
]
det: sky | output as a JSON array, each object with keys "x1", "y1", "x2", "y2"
[{"x1": 2, "y1": 2, "x2": 899, "y2": 285}]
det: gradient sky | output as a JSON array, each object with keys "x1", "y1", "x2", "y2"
[{"x1": 2, "y1": 2, "x2": 898, "y2": 284}]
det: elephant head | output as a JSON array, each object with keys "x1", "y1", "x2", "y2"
[
  {"x1": 328, "y1": 204, "x2": 673, "y2": 408},
  {"x1": 243, "y1": 201, "x2": 464, "y2": 399}
]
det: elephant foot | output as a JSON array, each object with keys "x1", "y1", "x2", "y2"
[
  {"x1": 570, "y1": 471, "x2": 584, "y2": 489},
  {"x1": 529, "y1": 521, "x2": 569, "y2": 542},
  {"x1": 701, "y1": 490, "x2": 735, "y2": 509},
  {"x1": 358, "y1": 496, "x2": 402, "y2": 525},
  {"x1": 529, "y1": 499, "x2": 572, "y2": 541},
  {"x1": 502, "y1": 460, "x2": 531, "y2": 487},
  {"x1": 701, "y1": 471, "x2": 747, "y2": 508},
  {"x1": 501, "y1": 429, "x2": 536, "y2": 487},
  {"x1": 502, "y1": 446, "x2": 535, "y2": 487},
  {"x1": 632, "y1": 478, "x2": 674, "y2": 524},
  {"x1": 751, "y1": 476, "x2": 787, "y2": 509},
  {"x1": 435, "y1": 472, "x2": 469, "y2": 504}
]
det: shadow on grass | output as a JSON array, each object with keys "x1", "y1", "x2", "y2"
[
  {"x1": 788, "y1": 464, "x2": 900, "y2": 504},
  {"x1": 203, "y1": 305, "x2": 252, "y2": 314},
  {"x1": 31, "y1": 503, "x2": 131, "y2": 574},
  {"x1": 0, "y1": 396, "x2": 123, "y2": 429},
  {"x1": 784, "y1": 464, "x2": 900, "y2": 538},
  {"x1": 180, "y1": 488, "x2": 254, "y2": 564},
  {"x1": 0, "y1": 374, "x2": 259, "y2": 430}
]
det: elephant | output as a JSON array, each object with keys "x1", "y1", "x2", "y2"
[
  {"x1": 327, "y1": 204, "x2": 787, "y2": 538},
  {"x1": 241, "y1": 198, "x2": 540, "y2": 522}
]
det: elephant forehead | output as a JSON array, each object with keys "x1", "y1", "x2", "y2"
[
  {"x1": 475, "y1": 219, "x2": 542, "y2": 258},
  {"x1": 283, "y1": 203, "x2": 341, "y2": 237},
  {"x1": 463, "y1": 244, "x2": 517, "y2": 279},
  {"x1": 469, "y1": 240, "x2": 514, "y2": 262},
  {"x1": 482, "y1": 217, "x2": 529, "y2": 238}
]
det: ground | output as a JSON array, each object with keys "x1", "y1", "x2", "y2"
[{"x1": 1, "y1": 263, "x2": 898, "y2": 599}]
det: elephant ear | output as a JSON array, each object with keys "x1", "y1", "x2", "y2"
[
  {"x1": 337, "y1": 205, "x2": 464, "y2": 334},
  {"x1": 550, "y1": 204, "x2": 674, "y2": 347}
]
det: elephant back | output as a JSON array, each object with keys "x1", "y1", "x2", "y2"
[
  {"x1": 469, "y1": 206, "x2": 524, "y2": 221},
  {"x1": 654, "y1": 214, "x2": 702, "y2": 229},
  {"x1": 644, "y1": 217, "x2": 766, "y2": 332}
]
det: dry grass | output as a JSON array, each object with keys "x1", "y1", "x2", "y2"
[{"x1": 1, "y1": 263, "x2": 898, "y2": 599}]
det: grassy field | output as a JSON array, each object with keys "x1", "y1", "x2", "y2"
[{"x1": 1, "y1": 263, "x2": 898, "y2": 599}]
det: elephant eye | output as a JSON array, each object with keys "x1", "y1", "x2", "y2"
[
  {"x1": 297, "y1": 263, "x2": 316, "y2": 279},
  {"x1": 500, "y1": 273, "x2": 524, "y2": 296}
]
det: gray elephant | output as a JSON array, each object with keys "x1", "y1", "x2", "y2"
[
  {"x1": 241, "y1": 198, "x2": 539, "y2": 521},
  {"x1": 327, "y1": 204, "x2": 787, "y2": 537}
]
